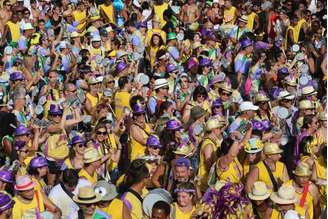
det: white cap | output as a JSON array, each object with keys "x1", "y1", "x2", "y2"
[
  {"x1": 278, "y1": 90, "x2": 295, "y2": 100},
  {"x1": 240, "y1": 101, "x2": 259, "y2": 112},
  {"x1": 23, "y1": 23, "x2": 34, "y2": 30},
  {"x1": 284, "y1": 210, "x2": 300, "y2": 219},
  {"x1": 154, "y1": 78, "x2": 169, "y2": 90},
  {"x1": 91, "y1": 35, "x2": 101, "y2": 42}
]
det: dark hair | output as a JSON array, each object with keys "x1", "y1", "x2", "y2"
[
  {"x1": 301, "y1": 115, "x2": 315, "y2": 129},
  {"x1": 157, "y1": 101, "x2": 173, "y2": 118},
  {"x1": 150, "y1": 34, "x2": 164, "y2": 48},
  {"x1": 27, "y1": 166, "x2": 39, "y2": 177},
  {"x1": 299, "y1": 136, "x2": 313, "y2": 156},
  {"x1": 130, "y1": 95, "x2": 145, "y2": 109},
  {"x1": 118, "y1": 76, "x2": 129, "y2": 89},
  {"x1": 152, "y1": 201, "x2": 171, "y2": 216},
  {"x1": 192, "y1": 85, "x2": 208, "y2": 101},
  {"x1": 119, "y1": 159, "x2": 149, "y2": 193},
  {"x1": 218, "y1": 138, "x2": 234, "y2": 157},
  {"x1": 62, "y1": 169, "x2": 79, "y2": 187}
]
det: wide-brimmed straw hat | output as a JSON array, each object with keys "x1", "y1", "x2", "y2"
[
  {"x1": 83, "y1": 147, "x2": 102, "y2": 164},
  {"x1": 248, "y1": 181, "x2": 271, "y2": 201},
  {"x1": 73, "y1": 186, "x2": 102, "y2": 204},
  {"x1": 293, "y1": 162, "x2": 312, "y2": 177},
  {"x1": 205, "y1": 117, "x2": 226, "y2": 131},
  {"x1": 270, "y1": 185, "x2": 297, "y2": 205}
]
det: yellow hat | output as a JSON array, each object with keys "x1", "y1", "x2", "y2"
[
  {"x1": 248, "y1": 181, "x2": 271, "y2": 201},
  {"x1": 284, "y1": 76, "x2": 297, "y2": 87},
  {"x1": 299, "y1": 100, "x2": 314, "y2": 110},
  {"x1": 219, "y1": 82, "x2": 232, "y2": 93},
  {"x1": 73, "y1": 186, "x2": 102, "y2": 204},
  {"x1": 90, "y1": 15, "x2": 101, "y2": 22},
  {"x1": 263, "y1": 142, "x2": 283, "y2": 155},
  {"x1": 205, "y1": 117, "x2": 226, "y2": 131},
  {"x1": 173, "y1": 144, "x2": 193, "y2": 157},
  {"x1": 83, "y1": 147, "x2": 102, "y2": 164},
  {"x1": 245, "y1": 138, "x2": 264, "y2": 153},
  {"x1": 293, "y1": 162, "x2": 312, "y2": 177},
  {"x1": 255, "y1": 93, "x2": 270, "y2": 102},
  {"x1": 70, "y1": 31, "x2": 80, "y2": 38}
]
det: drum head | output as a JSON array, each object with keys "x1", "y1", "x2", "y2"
[
  {"x1": 299, "y1": 76, "x2": 309, "y2": 86},
  {"x1": 292, "y1": 44, "x2": 300, "y2": 53},
  {"x1": 277, "y1": 107, "x2": 289, "y2": 119}
]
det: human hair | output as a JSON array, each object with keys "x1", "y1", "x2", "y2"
[
  {"x1": 152, "y1": 201, "x2": 171, "y2": 216},
  {"x1": 118, "y1": 159, "x2": 149, "y2": 193},
  {"x1": 118, "y1": 76, "x2": 129, "y2": 89},
  {"x1": 299, "y1": 136, "x2": 314, "y2": 156},
  {"x1": 157, "y1": 101, "x2": 173, "y2": 118},
  {"x1": 130, "y1": 95, "x2": 145, "y2": 109},
  {"x1": 218, "y1": 137, "x2": 234, "y2": 157},
  {"x1": 192, "y1": 85, "x2": 208, "y2": 101},
  {"x1": 301, "y1": 115, "x2": 315, "y2": 129},
  {"x1": 175, "y1": 182, "x2": 196, "y2": 203},
  {"x1": 0, "y1": 112, "x2": 17, "y2": 140},
  {"x1": 150, "y1": 34, "x2": 164, "y2": 48},
  {"x1": 27, "y1": 165, "x2": 39, "y2": 177},
  {"x1": 62, "y1": 169, "x2": 79, "y2": 187}
]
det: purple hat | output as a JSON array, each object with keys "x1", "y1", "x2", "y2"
[
  {"x1": 261, "y1": 119, "x2": 271, "y2": 130},
  {"x1": 116, "y1": 61, "x2": 128, "y2": 73},
  {"x1": 132, "y1": 104, "x2": 145, "y2": 115},
  {"x1": 29, "y1": 156, "x2": 48, "y2": 168},
  {"x1": 49, "y1": 104, "x2": 63, "y2": 115},
  {"x1": 0, "y1": 192, "x2": 14, "y2": 213},
  {"x1": 206, "y1": 31, "x2": 217, "y2": 41},
  {"x1": 70, "y1": 135, "x2": 85, "y2": 145},
  {"x1": 146, "y1": 135, "x2": 162, "y2": 148},
  {"x1": 187, "y1": 57, "x2": 199, "y2": 70},
  {"x1": 278, "y1": 67, "x2": 289, "y2": 75},
  {"x1": 199, "y1": 58, "x2": 212, "y2": 67},
  {"x1": 212, "y1": 98, "x2": 223, "y2": 108},
  {"x1": 15, "y1": 140, "x2": 26, "y2": 150},
  {"x1": 174, "y1": 157, "x2": 191, "y2": 168},
  {"x1": 166, "y1": 63, "x2": 178, "y2": 73},
  {"x1": 0, "y1": 169, "x2": 14, "y2": 184},
  {"x1": 139, "y1": 22, "x2": 147, "y2": 28},
  {"x1": 166, "y1": 119, "x2": 182, "y2": 131},
  {"x1": 14, "y1": 125, "x2": 31, "y2": 136},
  {"x1": 252, "y1": 120, "x2": 264, "y2": 131},
  {"x1": 240, "y1": 38, "x2": 254, "y2": 49},
  {"x1": 9, "y1": 72, "x2": 25, "y2": 81}
]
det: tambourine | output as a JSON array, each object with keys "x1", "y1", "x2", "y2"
[
  {"x1": 292, "y1": 44, "x2": 300, "y2": 53},
  {"x1": 299, "y1": 75, "x2": 310, "y2": 86},
  {"x1": 82, "y1": 115, "x2": 92, "y2": 124},
  {"x1": 136, "y1": 73, "x2": 150, "y2": 85},
  {"x1": 35, "y1": 105, "x2": 44, "y2": 115},
  {"x1": 299, "y1": 64, "x2": 309, "y2": 74},
  {"x1": 38, "y1": 96, "x2": 47, "y2": 106}
]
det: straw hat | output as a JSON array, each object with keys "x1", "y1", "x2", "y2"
[
  {"x1": 248, "y1": 181, "x2": 271, "y2": 201},
  {"x1": 319, "y1": 111, "x2": 327, "y2": 121},
  {"x1": 245, "y1": 138, "x2": 264, "y2": 153},
  {"x1": 278, "y1": 90, "x2": 295, "y2": 100},
  {"x1": 94, "y1": 180, "x2": 118, "y2": 201},
  {"x1": 301, "y1": 86, "x2": 317, "y2": 96},
  {"x1": 263, "y1": 142, "x2": 283, "y2": 155},
  {"x1": 293, "y1": 162, "x2": 312, "y2": 177},
  {"x1": 284, "y1": 76, "x2": 297, "y2": 87},
  {"x1": 270, "y1": 185, "x2": 297, "y2": 205},
  {"x1": 192, "y1": 41, "x2": 202, "y2": 50},
  {"x1": 154, "y1": 78, "x2": 169, "y2": 90},
  {"x1": 173, "y1": 143, "x2": 193, "y2": 157},
  {"x1": 255, "y1": 93, "x2": 270, "y2": 102},
  {"x1": 73, "y1": 186, "x2": 102, "y2": 204},
  {"x1": 219, "y1": 82, "x2": 232, "y2": 93},
  {"x1": 205, "y1": 117, "x2": 226, "y2": 131},
  {"x1": 83, "y1": 147, "x2": 102, "y2": 164},
  {"x1": 15, "y1": 175, "x2": 35, "y2": 191},
  {"x1": 299, "y1": 100, "x2": 315, "y2": 110}
]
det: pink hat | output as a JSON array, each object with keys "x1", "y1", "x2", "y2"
[{"x1": 15, "y1": 175, "x2": 35, "y2": 191}]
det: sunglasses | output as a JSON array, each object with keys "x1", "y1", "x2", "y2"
[
  {"x1": 220, "y1": 92, "x2": 231, "y2": 96},
  {"x1": 149, "y1": 146, "x2": 161, "y2": 150},
  {"x1": 161, "y1": 87, "x2": 169, "y2": 90},
  {"x1": 19, "y1": 149, "x2": 28, "y2": 153},
  {"x1": 197, "y1": 94, "x2": 206, "y2": 98},
  {"x1": 96, "y1": 131, "x2": 107, "y2": 135},
  {"x1": 76, "y1": 143, "x2": 85, "y2": 148},
  {"x1": 51, "y1": 114, "x2": 62, "y2": 117},
  {"x1": 107, "y1": 80, "x2": 115, "y2": 84}
]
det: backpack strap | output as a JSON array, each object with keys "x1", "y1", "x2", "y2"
[
  {"x1": 263, "y1": 161, "x2": 279, "y2": 192},
  {"x1": 126, "y1": 188, "x2": 143, "y2": 203}
]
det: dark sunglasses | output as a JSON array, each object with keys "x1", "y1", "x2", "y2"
[
  {"x1": 76, "y1": 143, "x2": 85, "y2": 148},
  {"x1": 107, "y1": 80, "x2": 115, "y2": 84},
  {"x1": 51, "y1": 114, "x2": 62, "y2": 117},
  {"x1": 197, "y1": 94, "x2": 206, "y2": 98},
  {"x1": 149, "y1": 146, "x2": 161, "y2": 150},
  {"x1": 19, "y1": 149, "x2": 28, "y2": 153},
  {"x1": 220, "y1": 92, "x2": 231, "y2": 96},
  {"x1": 161, "y1": 87, "x2": 169, "y2": 90},
  {"x1": 96, "y1": 131, "x2": 107, "y2": 135}
]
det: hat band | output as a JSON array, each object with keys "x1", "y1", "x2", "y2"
[
  {"x1": 16, "y1": 181, "x2": 34, "y2": 190},
  {"x1": 0, "y1": 200, "x2": 13, "y2": 211},
  {"x1": 78, "y1": 195, "x2": 97, "y2": 201}
]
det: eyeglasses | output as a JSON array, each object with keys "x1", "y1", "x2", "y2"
[
  {"x1": 84, "y1": 203, "x2": 96, "y2": 207},
  {"x1": 96, "y1": 131, "x2": 107, "y2": 135},
  {"x1": 220, "y1": 92, "x2": 231, "y2": 97},
  {"x1": 161, "y1": 87, "x2": 169, "y2": 90},
  {"x1": 76, "y1": 143, "x2": 85, "y2": 148},
  {"x1": 149, "y1": 146, "x2": 161, "y2": 150},
  {"x1": 51, "y1": 114, "x2": 62, "y2": 117},
  {"x1": 197, "y1": 94, "x2": 206, "y2": 98},
  {"x1": 107, "y1": 80, "x2": 115, "y2": 84}
]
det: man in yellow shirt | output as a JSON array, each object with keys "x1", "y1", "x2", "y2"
[
  {"x1": 223, "y1": 0, "x2": 237, "y2": 25},
  {"x1": 99, "y1": 0, "x2": 115, "y2": 24},
  {"x1": 114, "y1": 76, "x2": 132, "y2": 120},
  {"x1": 3, "y1": 14, "x2": 20, "y2": 45}
]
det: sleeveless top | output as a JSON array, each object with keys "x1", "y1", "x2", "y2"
[
  {"x1": 7, "y1": 21, "x2": 20, "y2": 43},
  {"x1": 216, "y1": 157, "x2": 243, "y2": 184},
  {"x1": 315, "y1": 156, "x2": 327, "y2": 208},
  {"x1": 78, "y1": 168, "x2": 98, "y2": 185},
  {"x1": 198, "y1": 137, "x2": 221, "y2": 191},
  {"x1": 154, "y1": 3, "x2": 169, "y2": 28},
  {"x1": 171, "y1": 202, "x2": 195, "y2": 219},
  {"x1": 121, "y1": 190, "x2": 143, "y2": 219},
  {"x1": 256, "y1": 161, "x2": 284, "y2": 190},
  {"x1": 284, "y1": 180, "x2": 313, "y2": 219},
  {"x1": 130, "y1": 123, "x2": 151, "y2": 161},
  {"x1": 246, "y1": 12, "x2": 257, "y2": 31}
]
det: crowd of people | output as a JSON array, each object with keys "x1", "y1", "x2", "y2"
[{"x1": 0, "y1": 0, "x2": 326, "y2": 218}]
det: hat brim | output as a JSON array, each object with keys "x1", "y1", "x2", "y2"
[
  {"x1": 73, "y1": 193, "x2": 102, "y2": 204},
  {"x1": 245, "y1": 148, "x2": 263, "y2": 154},
  {"x1": 84, "y1": 156, "x2": 102, "y2": 164},
  {"x1": 15, "y1": 181, "x2": 35, "y2": 191},
  {"x1": 154, "y1": 83, "x2": 169, "y2": 90},
  {"x1": 49, "y1": 111, "x2": 63, "y2": 116},
  {"x1": 248, "y1": 191, "x2": 270, "y2": 201},
  {"x1": 241, "y1": 106, "x2": 259, "y2": 112},
  {"x1": 265, "y1": 149, "x2": 283, "y2": 155},
  {"x1": 303, "y1": 91, "x2": 318, "y2": 96},
  {"x1": 270, "y1": 192, "x2": 297, "y2": 205},
  {"x1": 292, "y1": 171, "x2": 311, "y2": 177}
]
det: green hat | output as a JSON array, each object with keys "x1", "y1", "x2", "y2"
[{"x1": 167, "y1": 32, "x2": 177, "y2": 41}]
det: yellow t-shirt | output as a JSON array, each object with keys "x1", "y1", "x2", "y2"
[
  {"x1": 99, "y1": 3, "x2": 115, "y2": 24},
  {"x1": 79, "y1": 168, "x2": 98, "y2": 185},
  {"x1": 13, "y1": 190, "x2": 45, "y2": 219},
  {"x1": 104, "y1": 198, "x2": 124, "y2": 219},
  {"x1": 114, "y1": 91, "x2": 131, "y2": 120},
  {"x1": 154, "y1": 3, "x2": 169, "y2": 28},
  {"x1": 224, "y1": 6, "x2": 237, "y2": 25},
  {"x1": 172, "y1": 203, "x2": 195, "y2": 219},
  {"x1": 198, "y1": 138, "x2": 221, "y2": 191},
  {"x1": 121, "y1": 191, "x2": 143, "y2": 219},
  {"x1": 246, "y1": 12, "x2": 257, "y2": 31},
  {"x1": 130, "y1": 123, "x2": 151, "y2": 161},
  {"x1": 256, "y1": 161, "x2": 284, "y2": 191},
  {"x1": 216, "y1": 157, "x2": 243, "y2": 184},
  {"x1": 31, "y1": 177, "x2": 47, "y2": 193},
  {"x1": 146, "y1": 29, "x2": 166, "y2": 46},
  {"x1": 73, "y1": 10, "x2": 87, "y2": 31},
  {"x1": 6, "y1": 20, "x2": 20, "y2": 42},
  {"x1": 315, "y1": 156, "x2": 326, "y2": 208}
]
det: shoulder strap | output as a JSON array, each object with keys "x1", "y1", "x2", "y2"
[
  {"x1": 263, "y1": 161, "x2": 279, "y2": 192},
  {"x1": 126, "y1": 188, "x2": 143, "y2": 203},
  {"x1": 132, "y1": 123, "x2": 151, "y2": 136}
]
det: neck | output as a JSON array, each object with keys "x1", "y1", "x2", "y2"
[
  {"x1": 18, "y1": 195, "x2": 33, "y2": 204},
  {"x1": 130, "y1": 183, "x2": 144, "y2": 194},
  {"x1": 85, "y1": 165, "x2": 96, "y2": 175},
  {"x1": 178, "y1": 204, "x2": 193, "y2": 212}
]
